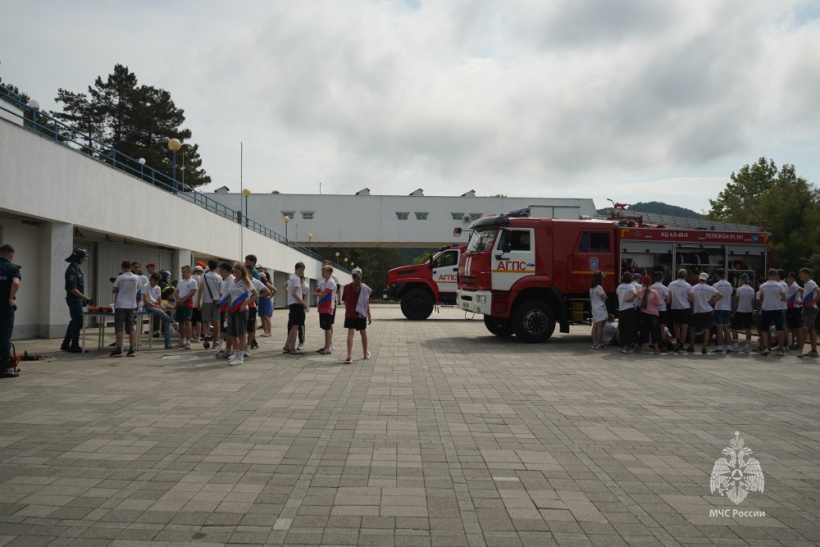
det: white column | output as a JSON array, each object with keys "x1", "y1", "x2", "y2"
[
  {"x1": 39, "y1": 221, "x2": 74, "y2": 338},
  {"x1": 174, "y1": 249, "x2": 193, "y2": 278}
]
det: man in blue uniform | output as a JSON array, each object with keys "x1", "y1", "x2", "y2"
[
  {"x1": 62, "y1": 248, "x2": 90, "y2": 353},
  {"x1": 0, "y1": 244, "x2": 21, "y2": 378}
]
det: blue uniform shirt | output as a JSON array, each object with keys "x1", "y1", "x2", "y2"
[
  {"x1": 65, "y1": 263, "x2": 84, "y2": 295},
  {"x1": 0, "y1": 257, "x2": 21, "y2": 310}
]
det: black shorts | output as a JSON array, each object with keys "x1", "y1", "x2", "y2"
[
  {"x1": 320, "y1": 313, "x2": 334, "y2": 330},
  {"x1": 760, "y1": 309, "x2": 783, "y2": 332},
  {"x1": 288, "y1": 304, "x2": 305, "y2": 328},
  {"x1": 344, "y1": 317, "x2": 367, "y2": 331},
  {"x1": 658, "y1": 310, "x2": 669, "y2": 325},
  {"x1": 192, "y1": 307, "x2": 202, "y2": 324},
  {"x1": 330, "y1": 307, "x2": 337, "y2": 324},
  {"x1": 246, "y1": 306, "x2": 258, "y2": 332},
  {"x1": 732, "y1": 312, "x2": 753, "y2": 330},
  {"x1": 691, "y1": 312, "x2": 713, "y2": 331},
  {"x1": 669, "y1": 308, "x2": 691, "y2": 326},
  {"x1": 787, "y1": 308, "x2": 803, "y2": 329}
]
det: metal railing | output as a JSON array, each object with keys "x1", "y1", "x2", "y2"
[{"x1": 0, "y1": 86, "x2": 348, "y2": 272}]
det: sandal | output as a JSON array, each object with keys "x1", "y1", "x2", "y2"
[
  {"x1": 364, "y1": 352, "x2": 371, "y2": 360},
  {"x1": 344, "y1": 357, "x2": 353, "y2": 364}
]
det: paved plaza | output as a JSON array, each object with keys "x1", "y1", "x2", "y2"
[{"x1": 2, "y1": 304, "x2": 820, "y2": 546}]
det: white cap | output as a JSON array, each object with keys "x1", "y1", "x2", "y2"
[
  {"x1": 352, "y1": 267, "x2": 363, "y2": 275},
  {"x1": 698, "y1": 272, "x2": 709, "y2": 281}
]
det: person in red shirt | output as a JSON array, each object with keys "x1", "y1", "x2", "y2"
[{"x1": 342, "y1": 267, "x2": 372, "y2": 364}]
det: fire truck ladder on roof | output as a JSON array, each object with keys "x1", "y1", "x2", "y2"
[{"x1": 603, "y1": 209, "x2": 765, "y2": 234}]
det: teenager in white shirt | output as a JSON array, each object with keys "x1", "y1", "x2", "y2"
[
  {"x1": 797, "y1": 267, "x2": 820, "y2": 358},
  {"x1": 616, "y1": 272, "x2": 637, "y2": 353},
  {"x1": 226, "y1": 263, "x2": 259, "y2": 366},
  {"x1": 284, "y1": 262, "x2": 308, "y2": 354},
  {"x1": 191, "y1": 265, "x2": 205, "y2": 343},
  {"x1": 711, "y1": 268, "x2": 734, "y2": 353},
  {"x1": 785, "y1": 272, "x2": 803, "y2": 349},
  {"x1": 651, "y1": 273, "x2": 670, "y2": 348},
  {"x1": 730, "y1": 274, "x2": 755, "y2": 353},
  {"x1": 589, "y1": 272, "x2": 608, "y2": 349},
  {"x1": 174, "y1": 265, "x2": 198, "y2": 349},
  {"x1": 244, "y1": 265, "x2": 270, "y2": 358},
  {"x1": 759, "y1": 268, "x2": 787, "y2": 355},
  {"x1": 200, "y1": 260, "x2": 223, "y2": 349},
  {"x1": 690, "y1": 273, "x2": 722, "y2": 354},
  {"x1": 668, "y1": 269, "x2": 694, "y2": 353},
  {"x1": 111, "y1": 260, "x2": 140, "y2": 357},
  {"x1": 214, "y1": 262, "x2": 235, "y2": 358},
  {"x1": 144, "y1": 273, "x2": 175, "y2": 349}
]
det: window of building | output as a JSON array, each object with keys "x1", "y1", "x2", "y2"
[
  {"x1": 451, "y1": 212, "x2": 465, "y2": 221},
  {"x1": 415, "y1": 212, "x2": 429, "y2": 220},
  {"x1": 396, "y1": 212, "x2": 409, "y2": 220},
  {"x1": 301, "y1": 211, "x2": 314, "y2": 220},
  {"x1": 469, "y1": 213, "x2": 482, "y2": 220},
  {"x1": 281, "y1": 211, "x2": 295, "y2": 219}
]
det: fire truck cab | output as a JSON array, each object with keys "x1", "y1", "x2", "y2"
[
  {"x1": 386, "y1": 245, "x2": 463, "y2": 320},
  {"x1": 456, "y1": 212, "x2": 769, "y2": 342}
]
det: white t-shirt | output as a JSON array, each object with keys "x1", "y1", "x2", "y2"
[
  {"x1": 713, "y1": 279, "x2": 733, "y2": 311},
  {"x1": 318, "y1": 277, "x2": 338, "y2": 311},
  {"x1": 760, "y1": 280, "x2": 785, "y2": 311},
  {"x1": 220, "y1": 274, "x2": 235, "y2": 306},
  {"x1": 787, "y1": 281, "x2": 802, "y2": 309},
  {"x1": 145, "y1": 284, "x2": 161, "y2": 306},
  {"x1": 778, "y1": 280, "x2": 788, "y2": 310},
  {"x1": 177, "y1": 277, "x2": 198, "y2": 306},
  {"x1": 113, "y1": 272, "x2": 139, "y2": 309},
  {"x1": 651, "y1": 282, "x2": 669, "y2": 312},
  {"x1": 802, "y1": 279, "x2": 818, "y2": 308},
  {"x1": 692, "y1": 282, "x2": 718, "y2": 313},
  {"x1": 201, "y1": 271, "x2": 222, "y2": 304},
  {"x1": 287, "y1": 273, "x2": 302, "y2": 306},
  {"x1": 229, "y1": 279, "x2": 252, "y2": 310},
  {"x1": 735, "y1": 284, "x2": 755, "y2": 313},
  {"x1": 668, "y1": 279, "x2": 693, "y2": 310},
  {"x1": 616, "y1": 283, "x2": 636, "y2": 311},
  {"x1": 249, "y1": 278, "x2": 266, "y2": 308},
  {"x1": 590, "y1": 285, "x2": 607, "y2": 314}
]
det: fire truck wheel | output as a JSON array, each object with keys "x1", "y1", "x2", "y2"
[
  {"x1": 512, "y1": 300, "x2": 556, "y2": 343},
  {"x1": 400, "y1": 289, "x2": 434, "y2": 320},
  {"x1": 483, "y1": 315, "x2": 513, "y2": 337}
]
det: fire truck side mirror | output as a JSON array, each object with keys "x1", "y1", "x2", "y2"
[
  {"x1": 453, "y1": 227, "x2": 462, "y2": 237},
  {"x1": 502, "y1": 242, "x2": 512, "y2": 254}
]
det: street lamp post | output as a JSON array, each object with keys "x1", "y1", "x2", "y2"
[
  {"x1": 307, "y1": 233, "x2": 313, "y2": 250},
  {"x1": 138, "y1": 158, "x2": 146, "y2": 179},
  {"x1": 168, "y1": 138, "x2": 181, "y2": 194},
  {"x1": 242, "y1": 188, "x2": 251, "y2": 228},
  {"x1": 283, "y1": 216, "x2": 290, "y2": 244}
]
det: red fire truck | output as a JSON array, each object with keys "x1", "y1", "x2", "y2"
[
  {"x1": 386, "y1": 245, "x2": 464, "y2": 320},
  {"x1": 456, "y1": 211, "x2": 769, "y2": 342}
]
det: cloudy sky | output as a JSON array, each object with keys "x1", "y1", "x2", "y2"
[{"x1": 2, "y1": 0, "x2": 819, "y2": 212}]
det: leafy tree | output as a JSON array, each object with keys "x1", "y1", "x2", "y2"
[
  {"x1": 413, "y1": 251, "x2": 433, "y2": 264},
  {"x1": 315, "y1": 247, "x2": 406, "y2": 298},
  {"x1": 53, "y1": 64, "x2": 210, "y2": 187},
  {"x1": 707, "y1": 158, "x2": 820, "y2": 271}
]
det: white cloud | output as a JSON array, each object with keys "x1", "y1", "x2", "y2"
[{"x1": 1, "y1": 0, "x2": 819, "y2": 212}]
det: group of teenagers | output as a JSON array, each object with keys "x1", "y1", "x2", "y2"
[
  {"x1": 84, "y1": 251, "x2": 372, "y2": 365},
  {"x1": 589, "y1": 266, "x2": 820, "y2": 357}
]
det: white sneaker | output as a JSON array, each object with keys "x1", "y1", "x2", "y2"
[
  {"x1": 297, "y1": 344, "x2": 304, "y2": 351},
  {"x1": 184, "y1": 341, "x2": 191, "y2": 350},
  {"x1": 244, "y1": 348, "x2": 252, "y2": 357},
  {"x1": 229, "y1": 354, "x2": 243, "y2": 366}
]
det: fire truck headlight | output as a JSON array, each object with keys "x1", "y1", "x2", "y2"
[{"x1": 477, "y1": 295, "x2": 487, "y2": 304}]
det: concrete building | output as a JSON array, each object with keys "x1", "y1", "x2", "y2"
[
  {"x1": 206, "y1": 190, "x2": 598, "y2": 248},
  {"x1": 0, "y1": 106, "x2": 350, "y2": 339}
]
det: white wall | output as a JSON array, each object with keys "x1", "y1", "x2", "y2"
[
  {"x1": 0, "y1": 118, "x2": 351, "y2": 338},
  {"x1": 206, "y1": 193, "x2": 597, "y2": 247}
]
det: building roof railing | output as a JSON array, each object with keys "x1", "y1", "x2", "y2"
[{"x1": 0, "y1": 86, "x2": 348, "y2": 273}]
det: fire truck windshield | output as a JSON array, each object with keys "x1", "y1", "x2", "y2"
[{"x1": 467, "y1": 228, "x2": 498, "y2": 253}]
